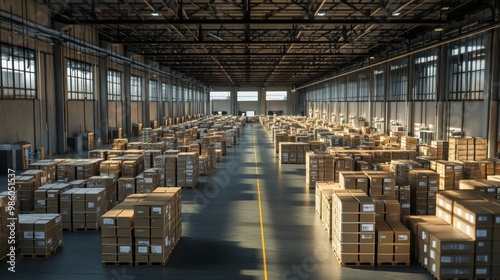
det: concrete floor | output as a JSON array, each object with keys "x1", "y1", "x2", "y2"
[{"x1": 0, "y1": 124, "x2": 433, "y2": 280}]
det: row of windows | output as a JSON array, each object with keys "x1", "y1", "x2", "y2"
[
  {"x1": 0, "y1": 44, "x2": 36, "y2": 99},
  {"x1": 306, "y1": 34, "x2": 486, "y2": 102},
  {"x1": 210, "y1": 91, "x2": 288, "y2": 101}
]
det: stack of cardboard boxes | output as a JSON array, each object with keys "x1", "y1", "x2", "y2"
[
  {"x1": 74, "y1": 159, "x2": 101, "y2": 180},
  {"x1": 457, "y1": 161, "x2": 488, "y2": 179},
  {"x1": 431, "y1": 140, "x2": 449, "y2": 160},
  {"x1": 153, "y1": 155, "x2": 169, "y2": 185},
  {"x1": 375, "y1": 220, "x2": 410, "y2": 266},
  {"x1": 332, "y1": 155, "x2": 355, "y2": 182},
  {"x1": 279, "y1": 142, "x2": 310, "y2": 164},
  {"x1": 400, "y1": 136, "x2": 418, "y2": 152},
  {"x1": 434, "y1": 160, "x2": 463, "y2": 190},
  {"x1": 19, "y1": 213, "x2": 63, "y2": 258},
  {"x1": 117, "y1": 178, "x2": 136, "y2": 203},
  {"x1": 0, "y1": 194, "x2": 9, "y2": 261},
  {"x1": 34, "y1": 183, "x2": 72, "y2": 213},
  {"x1": 57, "y1": 160, "x2": 77, "y2": 181},
  {"x1": 390, "y1": 160, "x2": 423, "y2": 185},
  {"x1": 409, "y1": 170, "x2": 439, "y2": 215},
  {"x1": 305, "y1": 152, "x2": 334, "y2": 189},
  {"x1": 315, "y1": 182, "x2": 337, "y2": 239},
  {"x1": 331, "y1": 189, "x2": 376, "y2": 265},
  {"x1": 274, "y1": 132, "x2": 287, "y2": 154},
  {"x1": 177, "y1": 152, "x2": 199, "y2": 188},
  {"x1": 144, "y1": 150, "x2": 162, "y2": 169},
  {"x1": 133, "y1": 188, "x2": 182, "y2": 265},
  {"x1": 458, "y1": 179, "x2": 500, "y2": 195},
  {"x1": 122, "y1": 160, "x2": 139, "y2": 178},
  {"x1": 28, "y1": 160, "x2": 58, "y2": 183},
  {"x1": 363, "y1": 171, "x2": 396, "y2": 200},
  {"x1": 65, "y1": 188, "x2": 107, "y2": 231},
  {"x1": 101, "y1": 208, "x2": 135, "y2": 265},
  {"x1": 99, "y1": 160, "x2": 121, "y2": 178},
  {"x1": 449, "y1": 137, "x2": 474, "y2": 161},
  {"x1": 141, "y1": 169, "x2": 161, "y2": 193},
  {"x1": 474, "y1": 137, "x2": 487, "y2": 160},
  {"x1": 86, "y1": 176, "x2": 118, "y2": 210},
  {"x1": 15, "y1": 176, "x2": 39, "y2": 213},
  {"x1": 339, "y1": 171, "x2": 369, "y2": 194}
]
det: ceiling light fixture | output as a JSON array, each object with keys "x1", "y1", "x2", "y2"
[
  {"x1": 441, "y1": 6, "x2": 450, "y2": 11},
  {"x1": 151, "y1": 12, "x2": 160, "y2": 17},
  {"x1": 392, "y1": 12, "x2": 401, "y2": 16},
  {"x1": 434, "y1": 27, "x2": 444, "y2": 32},
  {"x1": 317, "y1": 12, "x2": 326, "y2": 16}
]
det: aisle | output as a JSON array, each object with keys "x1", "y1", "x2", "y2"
[{"x1": 0, "y1": 123, "x2": 433, "y2": 280}]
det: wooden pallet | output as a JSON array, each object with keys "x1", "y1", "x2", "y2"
[
  {"x1": 340, "y1": 261, "x2": 375, "y2": 267},
  {"x1": 72, "y1": 227, "x2": 100, "y2": 232},
  {"x1": 134, "y1": 237, "x2": 182, "y2": 266},
  {"x1": 102, "y1": 262, "x2": 134, "y2": 266},
  {"x1": 21, "y1": 244, "x2": 63, "y2": 259},
  {"x1": 377, "y1": 261, "x2": 410, "y2": 267}
]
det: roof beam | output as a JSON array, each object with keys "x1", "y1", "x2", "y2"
[
  {"x1": 55, "y1": 18, "x2": 447, "y2": 26},
  {"x1": 141, "y1": 52, "x2": 368, "y2": 56}
]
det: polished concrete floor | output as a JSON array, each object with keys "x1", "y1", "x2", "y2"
[{"x1": 0, "y1": 124, "x2": 433, "y2": 279}]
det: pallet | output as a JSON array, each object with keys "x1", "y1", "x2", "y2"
[
  {"x1": 134, "y1": 237, "x2": 182, "y2": 266},
  {"x1": 72, "y1": 227, "x2": 100, "y2": 232},
  {"x1": 340, "y1": 261, "x2": 375, "y2": 267},
  {"x1": 377, "y1": 261, "x2": 410, "y2": 266},
  {"x1": 102, "y1": 262, "x2": 134, "y2": 266},
  {"x1": 21, "y1": 244, "x2": 63, "y2": 259}
]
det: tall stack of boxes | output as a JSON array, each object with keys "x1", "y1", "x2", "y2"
[
  {"x1": 28, "y1": 160, "x2": 58, "y2": 183},
  {"x1": 431, "y1": 140, "x2": 449, "y2": 160},
  {"x1": 177, "y1": 152, "x2": 199, "y2": 188},
  {"x1": 363, "y1": 171, "x2": 396, "y2": 200},
  {"x1": 69, "y1": 188, "x2": 107, "y2": 231},
  {"x1": 164, "y1": 156, "x2": 178, "y2": 187},
  {"x1": 409, "y1": 170, "x2": 439, "y2": 215},
  {"x1": 117, "y1": 178, "x2": 136, "y2": 202},
  {"x1": 122, "y1": 160, "x2": 139, "y2": 178},
  {"x1": 279, "y1": 142, "x2": 310, "y2": 164},
  {"x1": 375, "y1": 221, "x2": 410, "y2": 265},
  {"x1": 153, "y1": 155, "x2": 169, "y2": 185},
  {"x1": 57, "y1": 160, "x2": 77, "y2": 181},
  {"x1": 19, "y1": 213, "x2": 63, "y2": 258},
  {"x1": 86, "y1": 176, "x2": 118, "y2": 210},
  {"x1": 331, "y1": 189, "x2": 376, "y2": 265},
  {"x1": 133, "y1": 188, "x2": 182, "y2": 265},
  {"x1": 15, "y1": 176, "x2": 39, "y2": 213},
  {"x1": 0, "y1": 195, "x2": 9, "y2": 260},
  {"x1": 306, "y1": 152, "x2": 334, "y2": 189},
  {"x1": 474, "y1": 137, "x2": 487, "y2": 160},
  {"x1": 144, "y1": 150, "x2": 162, "y2": 169},
  {"x1": 34, "y1": 183, "x2": 72, "y2": 213},
  {"x1": 339, "y1": 171, "x2": 369, "y2": 194},
  {"x1": 99, "y1": 160, "x2": 121, "y2": 178},
  {"x1": 332, "y1": 155, "x2": 355, "y2": 182},
  {"x1": 101, "y1": 208, "x2": 135, "y2": 265},
  {"x1": 449, "y1": 137, "x2": 474, "y2": 161},
  {"x1": 400, "y1": 136, "x2": 418, "y2": 152},
  {"x1": 458, "y1": 161, "x2": 488, "y2": 179},
  {"x1": 141, "y1": 169, "x2": 161, "y2": 193},
  {"x1": 434, "y1": 161, "x2": 463, "y2": 190}
]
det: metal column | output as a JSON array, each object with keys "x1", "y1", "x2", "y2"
[
  {"x1": 124, "y1": 66, "x2": 131, "y2": 136},
  {"x1": 53, "y1": 41, "x2": 66, "y2": 154},
  {"x1": 98, "y1": 57, "x2": 108, "y2": 143},
  {"x1": 488, "y1": 29, "x2": 499, "y2": 157},
  {"x1": 437, "y1": 45, "x2": 448, "y2": 140},
  {"x1": 144, "y1": 74, "x2": 150, "y2": 128}
]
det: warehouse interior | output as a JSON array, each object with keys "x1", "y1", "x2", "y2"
[{"x1": 1, "y1": 0, "x2": 500, "y2": 279}]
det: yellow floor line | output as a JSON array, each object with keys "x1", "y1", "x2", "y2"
[{"x1": 253, "y1": 133, "x2": 269, "y2": 280}]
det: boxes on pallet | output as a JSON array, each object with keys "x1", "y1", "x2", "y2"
[
  {"x1": 0, "y1": 195, "x2": 11, "y2": 259},
  {"x1": 69, "y1": 188, "x2": 107, "y2": 231},
  {"x1": 88, "y1": 149, "x2": 108, "y2": 160},
  {"x1": 430, "y1": 140, "x2": 449, "y2": 160},
  {"x1": 117, "y1": 178, "x2": 136, "y2": 203},
  {"x1": 306, "y1": 152, "x2": 334, "y2": 189},
  {"x1": 373, "y1": 200, "x2": 400, "y2": 222},
  {"x1": 99, "y1": 160, "x2": 122, "y2": 178},
  {"x1": 456, "y1": 160, "x2": 488, "y2": 179},
  {"x1": 375, "y1": 221, "x2": 410, "y2": 265},
  {"x1": 18, "y1": 213, "x2": 63, "y2": 258},
  {"x1": 34, "y1": 183, "x2": 72, "y2": 213},
  {"x1": 57, "y1": 160, "x2": 77, "y2": 182},
  {"x1": 458, "y1": 179, "x2": 500, "y2": 194},
  {"x1": 363, "y1": 171, "x2": 396, "y2": 200},
  {"x1": 331, "y1": 189, "x2": 376, "y2": 265},
  {"x1": 21, "y1": 169, "x2": 48, "y2": 187},
  {"x1": 15, "y1": 176, "x2": 39, "y2": 213},
  {"x1": 28, "y1": 160, "x2": 58, "y2": 183},
  {"x1": 435, "y1": 160, "x2": 463, "y2": 190},
  {"x1": 121, "y1": 160, "x2": 139, "y2": 178},
  {"x1": 101, "y1": 208, "x2": 135, "y2": 264},
  {"x1": 86, "y1": 176, "x2": 117, "y2": 210},
  {"x1": 142, "y1": 168, "x2": 161, "y2": 193},
  {"x1": 339, "y1": 171, "x2": 369, "y2": 194},
  {"x1": 400, "y1": 136, "x2": 418, "y2": 152},
  {"x1": 409, "y1": 170, "x2": 439, "y2": 215},
  {"x1": 177, "y1": 152, "x2": 199, "y2": 188},
  {"x1": 144, "y1": 150, "x2": 163, "y2": 169}
]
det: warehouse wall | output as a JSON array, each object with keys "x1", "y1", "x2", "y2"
[
  {"x1": 108, "y1": 102, "x2": 124, "y2": 128},
  {"x1": 150, "y1": 102, "x2": 159, "y2": 124},
  {"x1": 238, "y1": 101, "x2": 260, "y2": 115},
  {"x1": 131, "y1": 102, "x2": 143, "y2": 124},
  {"x1": 211, "y1": 100, "x2": 231, "y2": 113}
]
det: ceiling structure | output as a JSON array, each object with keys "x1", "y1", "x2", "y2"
[{"x1": 37, "y1": 0, "x2": 495, "y2": 88}]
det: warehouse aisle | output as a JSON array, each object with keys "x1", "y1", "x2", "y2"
[{"x1": 0, "y1": 123, "x2": 433, "y2": 280}]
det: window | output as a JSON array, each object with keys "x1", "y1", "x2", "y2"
[
  {"x1": 67, "y1": 60, "x2": 94, "y2": 100},
  {"x1": 149, "y1": 80, "x2": 159, "y2": 101},
  {"x1": 185, "y1": 88, "x2": 191, "y2": 101},
  {"x1": 372, "y1": 66, "x2": 385, "y2": 101},
  {"x1": 346, "y1": 74, "x2": 357, "y2": 102},
  {"x1": 237, "y1": 91, "x2": 258, "y2": 101},
  {"x1": 172, "y1": 85, "x2": 177, "y2": 101},
  {"x1": 1, "y1": 44, "x2": 36, "y2": 99},
  {"x1": 358, "y1": 71, "x2": 369, "y2": 101},
  {"x1": 266, "y1": 91, "x2": 287, "y2": 101},
  {"x1": 107, "y1": 70, "x2": 122, "y2": 101},
  {"x1": 210, "y1": 91, "x2": 231, "y2": 100},
  {"x1": 448, "y1": 34, "x2": 485, "y2": 100},
  {"x1": 131, "y1": 75, "x2": 143, "y2": 101},
  {"x1": 414, "y1": 49, "x2": 437, "y2": 101},
  {"x1": 389, "y1": 58, "x2": 408, "y2": 101},
  {"x1": 162, "y1": 83, "x2": 169, "y2": 101}
]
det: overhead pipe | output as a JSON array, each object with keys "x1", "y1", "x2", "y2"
[{"x1": 0, "y1": 10, "x2": 208, "y2": 89}]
